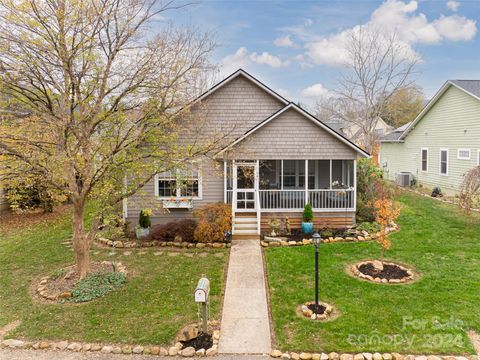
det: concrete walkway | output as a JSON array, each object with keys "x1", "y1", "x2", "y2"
[{"x1": 218, "y1": 240, "x2": 271, "y2": 354}]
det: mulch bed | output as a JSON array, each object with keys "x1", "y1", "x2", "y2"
[
  {"x1": 180, "y1": 332, "x2": 213, "y2": 351},
  {"x1": 34, "y1": 262, "x2": 120, "y2": 303},
  {"x1": 358, "y1": 262, "x2": 409, "y2": 280},
  {"x1": 307, "y1": 303, "x2": 326, "y2": 315}
]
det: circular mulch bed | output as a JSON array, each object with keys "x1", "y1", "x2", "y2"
[
  {"x1": 181, "y1": 332, "x2": 213, "y2": 351},
  {"x1": 299, "y1": 301, "x2": 338, "y2": 321},
  {"x1": 349, "y1": 260, "x2": 417, "y2": 284},
  {"x1": 33, "y1": 261, "x2": 127, "y2": 303}
]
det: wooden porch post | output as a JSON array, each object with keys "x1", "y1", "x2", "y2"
[
  {"x1": 223, "y1": 160, "x2": 227, "y2": 203},
  {"x1": 353, "y1": 159, "x2": 357, "y2": 211},
  {"x1": 305, "y1": 159, "x2": 308, "y2": 206}
]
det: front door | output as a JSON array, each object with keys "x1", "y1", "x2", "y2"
[{"x1": 233, "y1": 162, "x2": 257, "y2": 211}]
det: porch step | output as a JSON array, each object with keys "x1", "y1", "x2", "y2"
[
  {"x1": 233, "y1": 228, "x2": 258, "y2": 235},
  {"x1": 232, "y1": 234, "x2": 261, "y2": 240},
  {"x1": 233, "y1": 223, "x2": 257, "y2": 230},
  {"x1": 232, "y1": 214, "x2": 259, "y2": 238},
  {"x1": 234, "y1": 217, "x2": 257, "y2": 224}
]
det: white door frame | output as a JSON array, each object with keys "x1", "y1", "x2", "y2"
[{"x1": 233, "y1": 161, "x2": 258, "y2": 212}]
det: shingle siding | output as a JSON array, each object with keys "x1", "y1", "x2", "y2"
[
  {"x1": 380, "y1": 85, "x2": 480, "y2": 193},
  {"x1": 227, "y1": 108, "x2": 358, "y2": 160}
]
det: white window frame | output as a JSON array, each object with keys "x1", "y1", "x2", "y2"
[
  {"x1": 421, "y1": 147, "x2": 428, "y2": 172},
  {"x1": 457, "y1": 148, "x2": 471, "y2": 160},
  {"x1": 439, "y1": 148, "x2": 449, "y2": 176},
  {"x1": 155, "y1": 165, "x2": 202, "y2": 200}
]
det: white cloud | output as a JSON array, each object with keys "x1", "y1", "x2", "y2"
[
  {"x1": 433, "y1": 15, "x2": 477, "y2": 41},
  {"x1": 302, "y1": 0, "x2": 477, "y2": 67},
  {"x1": 446, "y1": 0, "x2": 460, "y2": 11},
  {"x1": 300, "y1": 83, "x2": 331, "y2": 98},
  {"x1": 220, "y1": 47, "x2": 289, "y2": 75},
  {"x1": 304, "y1": 19, "x2": 313, "y2": 27},
  {"x1": 274, "y1": 35, "x2": 296, "y2": 48},
  {"x1": 250, "y1": 51, "x2": 289, "y2": 68}
]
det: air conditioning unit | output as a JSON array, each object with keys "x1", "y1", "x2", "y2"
[{"x1": 396, "y1": 172, "x2": 414, "y2": 187}]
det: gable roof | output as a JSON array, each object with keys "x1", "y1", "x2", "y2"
[
  {"x1": 391, "y1": 80, "x2": 480, "y2": 141},
  {"x1": 217, "y1": 103, "x2": 370, "y2": 158},
  {"x1": 194, "y1": 69, "x2": 289, "y2": 106}
]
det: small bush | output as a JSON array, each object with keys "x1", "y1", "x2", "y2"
[
  {"x1": 431, "y1": 187, "x2": 443, "y2": 198},
  {"x1": 149, "y1": 219, "x2": 197, "y2": 243},
  {"x1": 302, "y1": 203, "x2": 313, "y2": 222},
  {"x1": 68, "y1": 271, "x2": 126, "y2": 303},
  {"x1": 320, "y1": 228, "x2": 334, "y2": 238},
  {"x1": 357, "y1": 221, "x2": 381, "y2": 234},
  {"x1": 138, "y1": 208, "x2": 152, "y2": 228},
  {"x1": 194, "y1": 203, "x2": 231, "y2": 243},
  {"x1": 356, "y1": 158, "x2": 386, "y2": 221},
  {"x1": 356, "y1": 198, "x2": 376, "y2": 222}
]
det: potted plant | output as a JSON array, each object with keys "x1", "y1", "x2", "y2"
[
  {"x1": 301, "y1": 203, "x2": 314, "y2": 234},
  {"x1": 135, "y1": 208, "x2": 152, "y2": 239}
]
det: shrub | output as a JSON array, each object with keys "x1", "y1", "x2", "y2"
[
  {"x1": 4, "y1": 176, "x2": 66, "y2": 213},
  {"x1": 302, "y1": 203, "x2": 313, "y2": 222},
  {"x1": 431, "y1": 186, "x2": 443, "y2": 198},
  {"x1": 138, "y1": 208, "x2": 152, "y2": 228},
  {"x1": 149, "y1": 219, "x2": 197, "y2": 242},
  {"x1": 320, "y1": 228, "x2": 333, "y2": 238},
  {"x1": 67, "y1": 271, "x2": 126, "y2": 303},
  {"x1": 357, "y1": 221, "x2": 381, "y2": 234},
  {"x1": 356, "y1": 158, "x2": 386, "y2": 222},
  {"x1": 194, "y1": 203, "x2": 231, "y2": 243}
]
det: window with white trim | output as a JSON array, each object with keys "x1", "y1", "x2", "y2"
[
  {"x1": 440, "y1": 149, "x2": 449, "y2": 175},
  {"x1": 457, "y1": 148, "x2": 471, "y2": 160},
  {"x1": 156, "y1": 164, "x2": 201, "y2": 198},
  {"x1": 421, "y1": 148, "x2": 428, "y2": 172}
]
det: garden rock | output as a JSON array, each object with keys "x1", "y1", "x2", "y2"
[
  {"x1": 383, "y1": 354, "x2": 393, "y2": 360},
  {"x1": 178, "y1": 324, "x2": 198, "y2": 342},
  {"x1": 81, "y1": 344, "x2": 91, "y2": 351},
  {"x1": 169, "y1": 346, "x2": 179, "y2": 356},
  {"x1": 363, "y1": 353, "x2": 373, "y2": 360},
  {"x1": 206, "y1": 345, "x2": 218, "y2": 356},
  {"x1": 181, "y1": 346, "x2": 196, "y2": 357},
  {"x1": 3, "y1": 339, "x2": 25, "y2": 348},
  {"x1": 354, "y1": 354, "x2": 365, "y2": 360},
  {"x1": 392, "y1": 353, "x2": 403, "y2": 360},
  {"x1": 132, "y1": 345, "x2": 144, "y2": 354},
  {"x1": 91, "y1": 344, "x2": 102, "y2": 351},
  {"x1": 291, "y1": 353, "x2": 300, "y2": 360},
  {"x1": 282, "y1": 354, "x2": 292, "y2": 359},
  {"x1": 321, "y1": 353, "x2": 330, "y2": 360},
  {"x1": 340, "y1": 354, "x2": 353, "y2": 360},
  {"x1": 38, "y1": 341, "x2": 50, "y2": 349},
  {"x1": 101, "y1": 345, "x2": 113, "y2": 353},
  {"x1": 196, "y1": 348, "x2": 206, "y2": 357},
  {"x1": 160, "y1": 347, "x2": 169, "y2": 356},
  {"x1": 329, "y1": 352, "x2": 340, "y2": 360},
  {"x1": 67, "y1": 342, "x2": 82, "y2": 352},
  {"x1": 373, "y1": 353, "x2": 383, "y2": 360},
  {"x1": 300, "y1": 352, "x2": 313, "y2": 360},
  {"x1": 112, "y1": 347, "x2": 122, "y2": 354}
]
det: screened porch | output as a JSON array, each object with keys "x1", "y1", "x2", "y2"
[{"x1": 224, "y1": 159, "x2": 356, "y2": 211}]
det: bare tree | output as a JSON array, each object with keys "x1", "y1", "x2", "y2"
[
  {"x1": 323, "y1": 26, "x2": 418, "y2": 153},
  {"x1": 0, "y1": 0, "x2": 222, "y2": 278}
]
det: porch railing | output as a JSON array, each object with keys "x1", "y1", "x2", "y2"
[{"x1": 226, "y1": 189, "x2": 354, "y2": 211}]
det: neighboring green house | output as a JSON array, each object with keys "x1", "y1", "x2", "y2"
[{"x1": 380, "y1": 80, "x2": 480, "y2": 194}]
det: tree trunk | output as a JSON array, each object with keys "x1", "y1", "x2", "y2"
[{"x1": 72, "y1": 199, "x2": 90, "y2": 279}]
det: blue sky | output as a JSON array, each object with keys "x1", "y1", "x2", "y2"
[{"x1": 166, "y1": 0, "x2": 480, "y2": 105}]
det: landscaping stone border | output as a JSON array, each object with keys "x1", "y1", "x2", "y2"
[
  {"x1": 35, "y1": 261, "x2": 128, "y2": 302},
  {"x1": 261, "y1": 224, "x2": 399, "y2": 248},
  {"x1": 96, "y1": 237, "x2": 229, "y2": 250},
  {"x1": 270, "y1": 350, "x2": 477, "y2": 360},
  {"x1": 0, "y1": 324, "x2": 221, "y2": 357},
  {"x1": 299, "y1": 301, "x2": 337, "y2": 321},
  {"x1": 348, "y1": 260, "x2": 417, "y2": 284}
]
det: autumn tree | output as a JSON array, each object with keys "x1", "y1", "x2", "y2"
[
  {"x1": 381, "y1": 85, "x2": 424, "y2": 128},
  {"x1": 373, "y1": 181, "x2": 400, "y2": 264},
  {"x1": 0, "y1": 0, "x2": 221, "y2": 278},
  {"x1": 458, "y1": 166, "x2": 480, "y2": 226},
  {"x1": 323, "y1": 26, "x2": 418, "y2": 153}
]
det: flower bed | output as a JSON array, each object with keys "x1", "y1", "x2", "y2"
[
  {"x1": 95, "y1": 236, "x2": 229, "y2": 249},
  {"x1": 299, "y1": 301, "x2": 337, "y2": 321},
  {"x1": 260, "y1": 223, "x2": 398, "y2": 248},
  {"x1": 269, "y1": 350, "x2": 475, "y2": 360},
  {"x1": 349, "y1": 260, "x2": 417, "y2": 284},
  {"x1": 35, "y1": 261, "x2": 127, "y2": 303}
]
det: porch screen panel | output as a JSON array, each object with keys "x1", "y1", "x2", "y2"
[
  {"x1": 283, "y1": 160, "x2": 305, "y2": 189},
  {"x1": 332, "y1": 160, "x2": 354, "y2": 188},
  {"x1": 308, "y1": 160, "x2": 330, "y2": 189},
  {"x1": 259, "y1": 160, "x2": 281, "y2": 189}
]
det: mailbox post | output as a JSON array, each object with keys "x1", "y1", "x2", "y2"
[{"x1": 194, "y1": 277, "x2": 210, "y2": 333}]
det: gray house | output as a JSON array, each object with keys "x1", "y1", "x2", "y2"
[
  {"x1": 125, "y1": 70, "x2": 369, "y2": 238},
  {"x1": 380, "y1": 80, "x2": 480, "y2": 194}
]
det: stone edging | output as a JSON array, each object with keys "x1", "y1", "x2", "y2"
[
  {"x1": 261, "y1": 224, "x2": 399, "y2": 248},
  {"x1": 270, "y1": 351, "x2": 477, "y2": 360},
  {"x1": 349, "y1": 261, "x2": 416, "y2": 284},
  {"x1": 36, "y1": 261, "x2": 128, "y2": 302},
  {"x1": 96, "y1": 237, "x2": 229, "y2": 250},
  {"x1": 300, "y1": 301, "x2": 336, "y2": 321},
  {"x1": 0, "y1": 329, "x2": 221, "y2": 357}
]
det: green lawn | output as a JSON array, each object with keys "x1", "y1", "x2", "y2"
[
  {"x1": 265, "y1": 191, "x2": 480, "y2": 355},
  {"x1": 0, "y1": 206, "x2": 227, "y2": 345}
]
